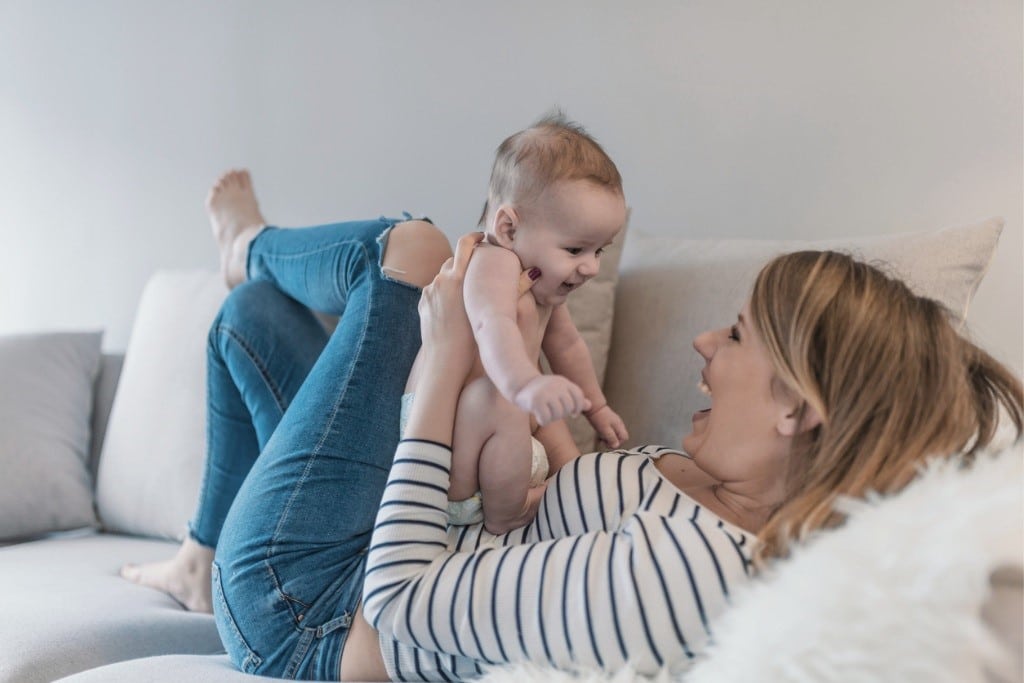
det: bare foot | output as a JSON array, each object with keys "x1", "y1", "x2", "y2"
[
  {"x1": 120, "y1": 536, "x2": 215, "y2": 613},
  {"x1": 206, "y1": 169, "x2": 267, "y2": 289}
]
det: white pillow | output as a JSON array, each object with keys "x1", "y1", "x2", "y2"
[
  {"x1": 603, "y1": 218, "x2": 1003, "y2": 451},
  {"x1": 95, "y1": 272, "x2": 227, "y2": 540},
  {"x1": 0, "y1": 331, "x2": 102, "y2": 540}
]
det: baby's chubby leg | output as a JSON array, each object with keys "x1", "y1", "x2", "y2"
[
  {"x1": 452, "y1": 376, "x2": 540, "y2": 535},
  {"x1": 533, "y1": 418, "x2": 582, "y2": 475}
]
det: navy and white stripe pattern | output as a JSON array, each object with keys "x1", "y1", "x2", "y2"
[{"x1": 362, "y1": 441, "x2": 752, "y2": 681}]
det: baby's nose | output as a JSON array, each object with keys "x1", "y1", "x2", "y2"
[{"x1": 578, "y1": 255, "x2": 600, "y2": 277}]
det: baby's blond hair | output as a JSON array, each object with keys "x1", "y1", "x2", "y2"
[{"x1": 478, "y1": 112, "x2": 623, "y2": 227}]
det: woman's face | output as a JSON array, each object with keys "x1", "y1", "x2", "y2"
[{"x1": 683, "y1": 302, "x2": 796, "y2": 491}]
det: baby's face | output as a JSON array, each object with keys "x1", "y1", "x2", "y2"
[{"x1": 510, "y1": 180, "x2": 626, "y2": 306}]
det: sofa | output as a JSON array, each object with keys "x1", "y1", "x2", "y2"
[{"x1": 0, "y1": 219, "x2": 1019, "y2": 683}]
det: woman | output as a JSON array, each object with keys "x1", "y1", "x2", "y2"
[
  {"x1": 125, "y1": 170, "x2": 1022, "y2": 680},
  {"x1": 360, "y1": 232, "x2": 1023, "y2": 680}
]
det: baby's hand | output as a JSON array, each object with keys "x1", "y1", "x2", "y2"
[
  {"x1": 514, "y1": 375, "x2": 590, "y2": 426},
  {"x1": 586, "y1": 405, "x2": 629, "y2": 449}
]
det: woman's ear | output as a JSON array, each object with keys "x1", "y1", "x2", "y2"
[
  {"x1": 772, "y1": 377, "x2": 823, "y2": 436},
  {"x1": 491, "y1": 205, "x2": 518, "y2": 249},
  {"x1": 776, "y1": 400, "x2": 823, "y2": 437}
]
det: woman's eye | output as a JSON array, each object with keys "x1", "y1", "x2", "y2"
[
  {"x1": 728, "y1": 325, "x2": 740, "y2": 342},
  {"x1": 565, "y1": 247, "x2": 582, "y2": 255}
]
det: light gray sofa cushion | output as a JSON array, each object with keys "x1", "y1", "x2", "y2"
[
  {"x1": 0, "y1": 533, "x2": 223, "y2": 683},
  {"x1": 0, "y1": 331, "x2": 102, "y2": 541},
  {"x1": 55, "y1": 654, "x2": 277, "y2": 682}
]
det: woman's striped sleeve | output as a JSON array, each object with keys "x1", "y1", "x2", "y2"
[{"x1": 361, "y1": 441, "x2": 746, "y2": 673}]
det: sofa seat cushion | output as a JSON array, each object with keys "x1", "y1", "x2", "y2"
[
  {"x1": 0, "y1": 533, "x2": 223, "y2": 683},
  {"x1": 55, "y1": 654, "x2": 282, "y2": 682}
]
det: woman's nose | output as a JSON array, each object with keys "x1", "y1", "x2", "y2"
[{"x1": 692, "y1": 329, "x2": 719, "y2": 360}]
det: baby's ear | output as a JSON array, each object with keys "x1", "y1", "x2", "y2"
[{"x1": 491, "y1": 205, "x2": 518, "y2": 249}]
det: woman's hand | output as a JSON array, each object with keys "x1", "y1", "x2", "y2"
[{"x1": 417, "y1": 232, "x2": 483, "y2": 382}]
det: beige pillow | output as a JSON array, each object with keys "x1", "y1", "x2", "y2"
[
  {"x1": 95, "y1": 271, "x2": 227, "y2": 539},
  {"x1": 603, "y1": 218, "x2": 1003, "y2": 452}
]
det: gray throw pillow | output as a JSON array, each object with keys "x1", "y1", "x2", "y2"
[{"x1": 0, "y1": 331, "x2": 102, "y2": 540}]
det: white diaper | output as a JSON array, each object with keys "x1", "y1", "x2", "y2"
[{"x1": 400, "y1": 393, "x2": 549, "y2": 526}]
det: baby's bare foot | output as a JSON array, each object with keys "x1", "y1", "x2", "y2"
[
  {"x1": 120, "y1": 537, "x2": 214, "y2": 613},
  {"x1": 206, "y1": 169, "x2": 267, "y2": 289}
]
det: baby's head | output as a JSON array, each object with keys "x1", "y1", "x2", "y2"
[{"x1": 480, "y1": 113, "x2": 627, "y2": 305}]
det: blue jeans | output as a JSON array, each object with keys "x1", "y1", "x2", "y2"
[{"x1": 201, "y1": 217, "x2": 425, "y2": 679}]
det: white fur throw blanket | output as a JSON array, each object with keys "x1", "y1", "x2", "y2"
[{"x1": 480, "y1": 444, "x2": 1023, "y2": 683}]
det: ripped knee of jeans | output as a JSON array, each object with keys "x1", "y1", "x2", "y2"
[{"x1": 376, "y1": 216, "x2": 451, "y2": 290}]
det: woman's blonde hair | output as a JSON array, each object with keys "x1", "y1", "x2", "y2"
[{"x1": 750, "y1": 250, "x2": 1022, "y2": 563}]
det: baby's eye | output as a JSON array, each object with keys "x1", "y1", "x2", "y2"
[
  {"x1": 595, "y1": 247, "x2": 605, "y2": 257},
  {"x1": 565, "y1": 247, "x2": 583, "y2": 255},
  {"x1": 729, "y1": 325, "x2": 741, "y2": 342}
]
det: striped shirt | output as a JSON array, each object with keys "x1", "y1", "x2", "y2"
[{"x1": 362, "y1": 440, "x2": 753, "y2": 681}]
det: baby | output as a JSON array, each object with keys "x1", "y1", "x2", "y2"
[{"x1": 403, "y1": 114, "x2": 629, "y2": 534}]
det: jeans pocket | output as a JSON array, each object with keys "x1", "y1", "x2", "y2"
[{"x1": 212, "y1": 561, "x2": 264, "y2": 674}]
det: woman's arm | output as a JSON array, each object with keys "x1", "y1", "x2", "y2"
[
  {"x1": 402, "y1": 244, "x2": 480, "y2": 444},
  {"x1": 361, "y1": 441, "x2": 747, "y2": 673}
]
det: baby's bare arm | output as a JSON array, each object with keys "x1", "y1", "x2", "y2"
[
  {"x1": 464, "y1": 246, "x2": 542, "y2": 401},
  {"x1": 542, "y1": 305, "x2": 606, "y2": 407},
  {"x1": 543, "y1": 305, "x2": 629, "y2": 447}
]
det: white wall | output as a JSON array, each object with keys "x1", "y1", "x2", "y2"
[{"x1": 1, "y1": 0, "x2": 1020, "y2": 372}]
